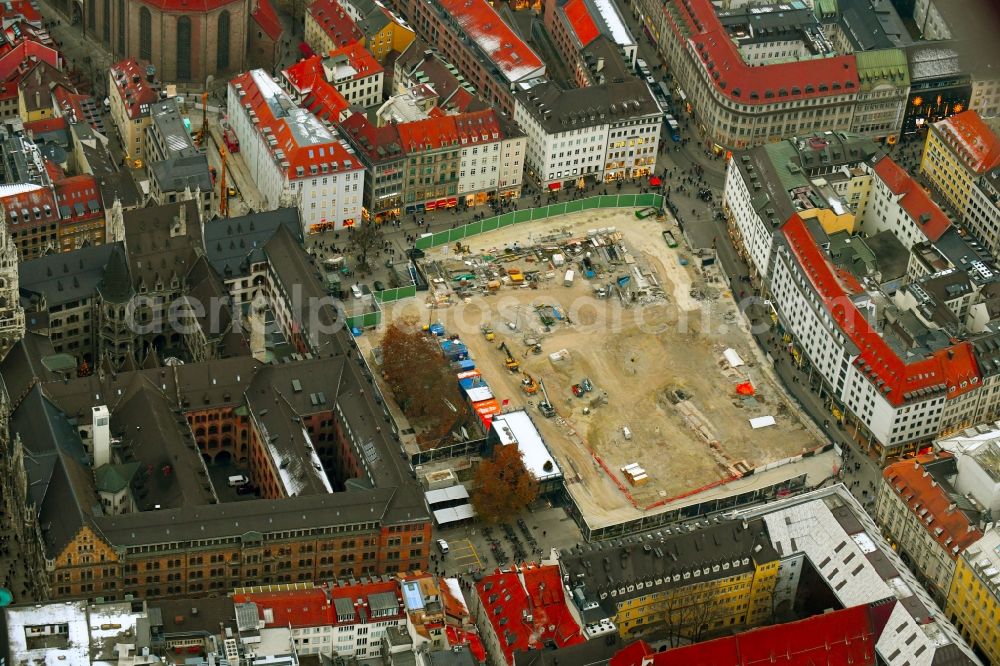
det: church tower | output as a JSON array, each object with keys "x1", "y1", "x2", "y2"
[{"x1": 0, "y1": 206, "x2": 25, "y2": 354}]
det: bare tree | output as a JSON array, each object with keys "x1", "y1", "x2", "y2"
[{"x1": 348, "y1": 219, "x2": 384, "y2": 276}]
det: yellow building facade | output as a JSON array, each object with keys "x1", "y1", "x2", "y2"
[
  {"x1": 614, "y1": 559, "x2": 779, "y2": 638},
  {"x1": 946, "y1": 529, "x2": 1000, "y2": 665},
  {"x1": 363, "y1": 20, "x2": 415, "y2": 64},
  {"x1": 920, "y1": 110, "x2": 1000, "y2": 220}
]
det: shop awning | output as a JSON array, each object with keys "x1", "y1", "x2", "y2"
[
  {"x1": 649, "y1": 176, "x2": 662, "y2": 186},
  {"x1": 425, "y1": 200, "x2": 437, "y2": 210},
  {"x1": 548, "y1": 182, "x2": 561, "y2": 191},
  {"x1": 437, "y1": 198, "x2": 448, "y2": 208},
  {"x1": 447, "y1": 197, "x2": 458, "y2": 207}
]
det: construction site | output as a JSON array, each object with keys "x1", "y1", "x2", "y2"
[{"x1": 368, "y1": 209, "x2": 834, "y2": 538}]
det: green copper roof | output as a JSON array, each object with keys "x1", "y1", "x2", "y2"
[
  {"x1": 855, "y1": 49, "x2": 909, "y2": 91},
  {"x1": 94, "y1": 462, "x2": 141, "y2": 494}
]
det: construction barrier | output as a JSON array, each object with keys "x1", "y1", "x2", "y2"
[
  {"x1": 374, "y1": 285, "x2": 417, "y2": 303},
  {"x1": 346, "y1": 309, "x2": 381, "y2": 330},
  {"x1": 415, "y1": 194, "x2": 664, "y2": 250}
]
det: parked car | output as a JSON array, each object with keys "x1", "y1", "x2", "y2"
[{"x1": 373, "y1": 280, "x2": 385, "y2": 292}]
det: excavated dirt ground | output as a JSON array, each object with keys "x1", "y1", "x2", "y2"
[{"x1": 378, "y1": 209, "x2": 817, "y2": 526}]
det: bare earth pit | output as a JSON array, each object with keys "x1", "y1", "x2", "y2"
[{"x1": 380, "y1": 209, "x2": 818, "y2": 528}]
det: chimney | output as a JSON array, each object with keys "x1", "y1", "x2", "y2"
[{"x1": 92, "y1": 405, "x2": 111, "y2": 468}]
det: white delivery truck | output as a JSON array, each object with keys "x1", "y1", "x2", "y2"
[{"x1": 563, "y1": 269, "x2": 575, "y2": 287}]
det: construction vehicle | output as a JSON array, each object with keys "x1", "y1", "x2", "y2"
[
  {"x1": 498, "y1": 341, "x2": 520, "y2": 372},
  {"x1": 521, "y1": 373, "x2": 538, "y2": 395},
  {"x1": 218, "y1": 144, "x2": 230, "y2": 218},
  {"x1": 481, "y1": 324, "x2": 495, "y2": 342},
  {"x1": 581, "y1": 377, "x2": 593, "y2": 392},
  {"x1": 537, "y1": 379, "x2": 556, "y2": 418},
  {"x1": 572, "y1": 384, "x2": 585, "y2": 398},
  {"x1": 193, "y1": 91, "x2": 209, "y2": 148}
]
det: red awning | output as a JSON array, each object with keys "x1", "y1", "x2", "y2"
[
  {"x1": 425, "y1": 200, "x2": 437, "y2": 210},
  {"x1": 548, "y1": 182, "x2": 561, "y2": 191},
  {"x1": 447, "y1": 197, "x2": 458, "y2": 207},
  {"x1": 649, "y1": 176, "x2": 662, "y2": 186},
  {"x1": 437, "y1": 198, "x2": 448, "y2": 208}
]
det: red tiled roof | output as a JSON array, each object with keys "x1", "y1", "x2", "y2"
[
  {"x1": 438, "y1": 0, "x2": 544, "y2": 84},
  {"x1": 475, "y1": 565, "x2": 584, "y2": 666},
  {"x1": 134, "y1": 0, "x2": 242, "y2": 12},
  {"x1": 667, "y1": 0, "x2": 858, "y2": 103},
  {"x1": 308, "y1": 0, "x2": 363, "y2": 48},
  {"x1": 233, "y1": 588, "x2": 332, "y2": 627},
  {"x1": 339, "y1": 113, "x2": 402, "y2": 161},
  {"x1": 871, "y1": 155, "x2": 950, "y2": 242},
  {"x1": 231, "y1": 70, "x2": 360, "y2": 180},
  {"x1": 55, "y1": 175, "x2": 103, "y2": 221},
  {"x1": 934, "y1": 110, "x2": 1000, "y2": 175},
  {"x1": 628, "y1": 605, "x2": 877, "y2": 666},
  {"x1": 233, "y1": 579, "x2": 405, "y2": 628},
  {"x1": 24, "y1": 115, "x2": 68, "y2": 136},
  {"x1": 397, "y1": 109, "x2": 501, "y2": 152},
  {"x1": 445, "y1": 626, "x2": 487, "y2": 662},
  {"x1": 883, "y1": 453, "x2": 983, "y2": 559},
  {"x1": 0, "y1": 40, "x2": 57, "y2": 83},
  {"x1": 563, "y1": 0, "x2": 600, "y2": 47},
  {"x1": 43, "y1": 159, "x2": 65, "y2": 182},
  {"x1": 1, "y1": 186, "x2": 57, "y2": 230},
  {"x1": 283, "y1": 56, "x2": 351, "y2": 122},
  {"x1": 252, "y1": 0, "x2": 284, "y2": 42},
  {"x1": 609, "y1": 640, "x2": 654, "y2": 666},
  {"x1": 327, "y1": 41, "x2": 384, "y2": 80},
  {"x1": 0, "y1": 0, "x2": 41, "y2": 23},
  {"x1": 110, "y1": 59, "x2": 159, "y2": 120},
  {"x1": 782, "y1": 214, "x2": 980, "y2": 406}
]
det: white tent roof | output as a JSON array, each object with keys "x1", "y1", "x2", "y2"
[{"x1": 425, "y1": 485, "x2": 471, "y2": 506}]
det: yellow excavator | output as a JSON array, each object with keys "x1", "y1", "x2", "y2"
[
  {"x1": 499, "y1": 341, "x2": 520, "y2": 372},
  {"x1": 521, "y1": 373, "x2": 538, "y2": 394}
]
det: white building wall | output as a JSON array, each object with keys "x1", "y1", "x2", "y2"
[
  {"x1": 459, "y1": 139, "x2": 501, "y2": 196},
  {"x1": 857, "y1": 167, "x2": 926, "y2": 250},
  {"x1": 513, "y1": 97, "x2": 611, "y2": 186},
  {"x1": 498, "y1": 135, "x2": 526, "y2": 195},
  {"x1": 724, "y1": 164, "x2": 775, "y2": 279}
]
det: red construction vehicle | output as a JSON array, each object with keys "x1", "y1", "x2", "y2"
[{"x1": 223, "y1": 126, "x2": 240, "y2": 153}]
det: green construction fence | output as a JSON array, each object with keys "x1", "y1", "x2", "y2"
[
  {"x1": 414, "y1": 194, "x2": 664, "y2": 250},
  {"x1": 374, "y1": 285, "x2": 417, "y2": 303}
]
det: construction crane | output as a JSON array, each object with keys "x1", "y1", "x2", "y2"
[
  {"x1": 537, "y1": 378, "x2": 555, "y2": 418},
  {"x1": 218, "y1": 144, "x2": 229, "y2": 218},
  {"x1": 520, "y1": 373, "x2": 538, "y2": 395},
  {"x1": 193, "y1": 91, "x2": 209, "y2": 148},
  {"x1": 498, "y1": 341, "x2": 519, "y2": 372}
]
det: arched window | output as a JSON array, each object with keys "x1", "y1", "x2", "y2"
[
  {"x1": 217, "y1": 10, "x2": 230, "y2": 70},
  {"x1": 176, "y1": 16, "x2": 191, "y2": 80},
  {"x1": 139, "y1": 7, "x2": 152, "y2": 61},
  {"x1": 102, "y1": 0, "x2": 110, "y2": 44}
]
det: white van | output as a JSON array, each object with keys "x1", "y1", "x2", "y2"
[
  {"x1": 437, "y1": 539, "x2": 449, "y2": 555},
  {"x1": 350, "y1": 284, "x2": 363, "y2": 299},
  {"x1": 228, "y1": 474, "x2": 249, "y2": 487},
  {"x1": 622, "y1": 426, "x2": 633, "y2": 440}
]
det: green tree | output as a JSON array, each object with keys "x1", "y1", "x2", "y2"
[{"x1": 471, "y1": 444, "x2": 539, "y2": 523}]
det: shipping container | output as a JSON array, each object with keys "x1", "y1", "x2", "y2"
[{"x1": 563, "y1": 269, "x2": 575, "y2": 287}]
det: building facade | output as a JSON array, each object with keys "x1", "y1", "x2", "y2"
[
  {"x1": 107, "y1": 58, "x2": 161, "y2": 164},
  {"x1": 513, "y1": 80, "x2": 660, "y2": 189},
  {"x1": 920, "y1": 110, "x2": 1000, "y2": 220},
  {"x1": 874, "y1": 453, "x2": 983, "y2": 603},
  {"x1": 228, "y1": 69, "x2": 365, "y2": 233},
  {"x1": 946, "y1": 527, "x2": 1000, "y2": 665}
]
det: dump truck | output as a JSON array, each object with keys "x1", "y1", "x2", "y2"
[
  {"x1": 521, "y1": 373, "x2": 538, "y2": 395},
  {"x1": 499, "y1": 342, "x2": 520, "y2": 372}
]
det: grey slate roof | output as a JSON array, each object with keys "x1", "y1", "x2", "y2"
[
  {"x1": 97, "y1": 169, "x2": 143, "y2": 210},
  {"x1": 559, "y1": 518, "x2": 779, "y2": 615},
  {"x1": 203, "y1": 208, "x2": 302, "y2": 279},
  {"x1": 10, "y1": 386, "x2": 96, "y2": 559},
  {"x1": 19, "y1": 242, "x2": 119, "y2": 308},
  {"x1": 123, "y1": 199, "x2": 202, "y2": 291},
  {"x1": 0, "y1": 332, "x2": 60, "y2": 408},
  {"x1": 515, "y1": 79, "x2": 660, "y2": 134},
  {"x1": 149, "y1": 154, "x2": 212, "y2": 195}
]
